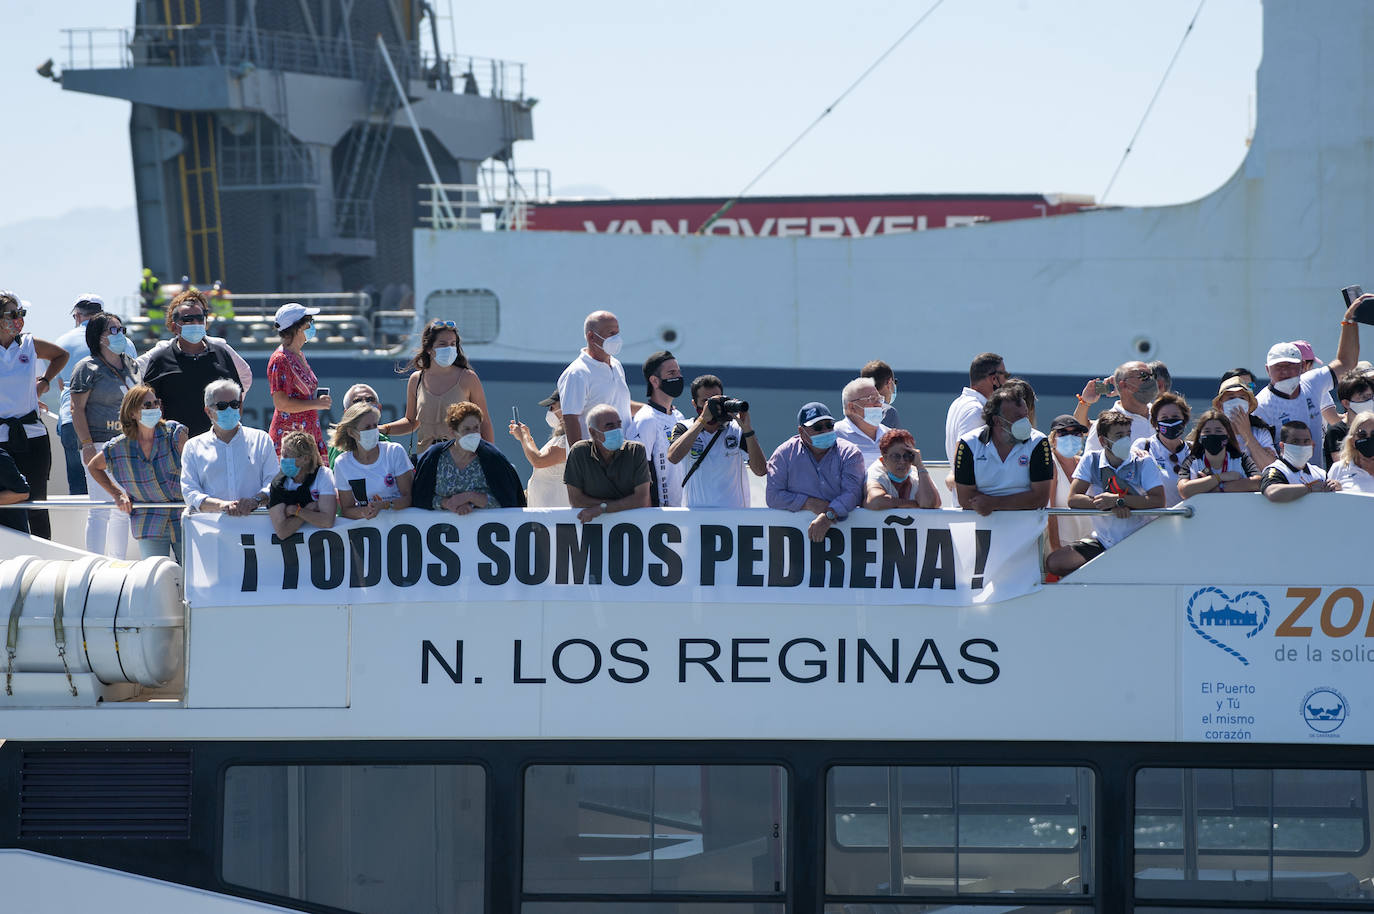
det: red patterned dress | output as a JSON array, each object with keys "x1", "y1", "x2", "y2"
[{"x1": 267, "y1": 346, "x2": 325, "y2": 458}]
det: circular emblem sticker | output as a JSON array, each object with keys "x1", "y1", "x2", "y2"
[{"x1": 1301, "y1": 687, "x2": 1348, "y2": 734}]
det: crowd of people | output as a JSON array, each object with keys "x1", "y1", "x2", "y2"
[{"x1": 0, "y1": 291, "x2": 1370, "y2": 580}]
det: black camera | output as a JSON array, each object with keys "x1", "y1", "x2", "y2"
[{"x1": 706, "y1": 396, "x2": 749, "y2": 421}]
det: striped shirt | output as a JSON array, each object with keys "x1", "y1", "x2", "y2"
[{"x1": 101, "y1": 421, "x2": 185, "y2": 541}]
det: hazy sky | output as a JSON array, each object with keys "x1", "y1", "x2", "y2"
[{"x1": 3, "y1": 0, "x2": 1263, "y2": 339}]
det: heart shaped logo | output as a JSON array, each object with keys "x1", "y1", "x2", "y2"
[{"x1": 1186, "y1": 586, "x2": 1270, "y2": 666}]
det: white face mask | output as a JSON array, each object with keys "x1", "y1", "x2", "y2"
[
  {"x1": 1006, "y1": 416, "x2": 1033, "y2": 441},
  {"x1": 1272, "y1": 375, "x2": 1301, "y2": 395},
  {"x1": 1348, "y1": 398, "x2": 1374, "y2": 416},
  {"x1": 545, "y1": 410, "x2": 561, "y2": 430},
  {"x1": 433, "y1": 346, "x2": 458, "y2": 367},
  {"x1": 1109, "y1": 436, "x2": 1134, "y2": 461},
  {"x1": 886, "y1": 388, "x2": 897, "y2": 406},
  {"x1": 358, "y1": 428, "x2": 380, "y2": 450},
  {"x1": 1284, "y1": 443, "x2": 1313, "y2": 466},
  {"x1": 1221, "y1": 396, "x2": 1250, "y2": 417},
  {"x1": 862, "y1": 406, "x2": 885, "y2": 426},
  {"x1": 596, "y1": 332, "x2": 624, "y2": 356},
  {"x1": 457, "y1": 432, "x2": 482, "y2": 452},
  {"x1": 1054, "y1": 435, "x2": 1083, "y2": 457}
]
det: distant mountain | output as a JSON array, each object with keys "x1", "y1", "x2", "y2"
[{"x1": 0, "y1": 206, "x2": 141, "y2": 341}]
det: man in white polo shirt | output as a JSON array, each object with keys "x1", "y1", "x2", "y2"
[
  {"x1": 944, "y1": 352, "x2": 1006, "y2": 466},
  {"x1": 1253, "y1": 299, "x2": 1363, "y2": 469},
  {"x1": 834, "y1": 377, "x2": 890, "y2": 465},
  {"x1": 557, "y1": 310, "x2": 634, "y2": 445},
  {"x1": 953, "y1": 386, "x2": 1053, "y2": 515},
  {"x1": 1082, "y1": 362, "x2": 1158, "y2": 457}
]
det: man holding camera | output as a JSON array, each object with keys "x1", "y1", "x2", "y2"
[
  {"x1": 666, "y1": 374, "x2": 766, "y2": 507},
  {"x1": 629, "y1": 350, "x2": 687, "y2": 506}
]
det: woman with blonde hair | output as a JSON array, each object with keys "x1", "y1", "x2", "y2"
[
  {"x1": 1329, "y1": 411, "x2": 1374, "y2": 494},
  {"x1": 87, "y1": 384, "x2": 187, "y2": 561},
  {"x1": 413, "y1": 402, "x2": 525, "y2": 513},
  {"x1": 266, "y1": 430, "x2": 337, "y2": 538},
  {"x1": 332, "y1": 402, "x2": 414, "y2": 519}
]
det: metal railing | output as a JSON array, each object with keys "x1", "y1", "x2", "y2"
[{"x1": 60, "y1": 25, "x2": 526, "y2": 100}]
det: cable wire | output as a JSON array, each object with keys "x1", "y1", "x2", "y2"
[
  {"x1": 698, "y1": 0, "x2": 949, "y2": 234},
  {"x1": 1100, "y1": 0, "x2": 1208, "y2": 205}
]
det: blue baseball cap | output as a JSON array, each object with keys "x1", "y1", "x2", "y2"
[{"x1": 797, "y1": 401, "x2": 833, "y2": 427}]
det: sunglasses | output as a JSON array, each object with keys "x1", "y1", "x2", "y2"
[
  {"x1": 352, "y1": 395, "x2": 378, "y2": 404},
  {"x1": 430, "y1": 320, "x2": 458, "y2": 330},
  {"x1": 175, "y1": 313, "x2": 207, "y2": 324},
  {"x1": 809, "y1": 421, "x2": 835, "y2": 432},
  {"x1": 213, "y1": 400, "x2": 242, "y2": 411},
  {"x1": 106, "y1": 326, "x2": 124, "y2": 336},
  {"x1": 141, "y1": 399, "x2": 162, "y2": 408},
  {"x1": 884, "y1": 450, "x2": 917, "y2": 462},
  {"x1": 1129, "y1": 371, "x2": 1155, "y2": 381},
  {"x1": 1, "y1": 309, "x2": 26, "y2": 320}
]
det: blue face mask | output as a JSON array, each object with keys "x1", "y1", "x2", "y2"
[
  {"x1": 179, "y1": 323, "x2": 207, "y2": 344},
  {"x1": 809, "y1": 430, "x2": 837, "y2": 450},
  {"x1": 279, "y1": 457, "x2": 299, "y2": 478},
  {"x1": 600, "y1": 428, "x2": 625, "y2": 451},
  {"x1": 214, "y1": 407, "x2": 241, "y2": 431},
  {"x1": 303, "y1": 324, "x2": 317, "y2": 342},
  {"x1": 886, "y1": 469, "x2": 910, "y2": 484}
]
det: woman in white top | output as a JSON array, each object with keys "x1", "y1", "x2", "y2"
[
  {"x1": 0, "y1": 292, "x2": 68, "y2": 539},
  {"x1": 509, "y1": 390, "x2": 570, "y2": 508},
  {"x1": 1329, "y1": 412, "x2": 1374, "y2": 494},
  {"x1": 1176, "y1": 410, "x2": 1261, "y2": 497},
  {"x1": 266, "y1": 431, "x2": 337, "y2": 539},
  {"x1": 332, "y1": 402, "x2": 415, "y2": 519},
  {"x1": 862, "y1": 429, "x2": 939, "y2": 510},
  {"x1": 1046, "y1": 414, "x2": 1093, "y2": 552},
  {"x1": 1132, "y1": 392, "x2": 1190, "y2": 507}
]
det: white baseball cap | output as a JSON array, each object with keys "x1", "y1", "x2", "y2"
[
  {"x1": 1265, "y1": 342, "x2": 1302, "y2": 366},
  {"x1": 273, "y1": 301, "x2": 320, "y2": 330}
]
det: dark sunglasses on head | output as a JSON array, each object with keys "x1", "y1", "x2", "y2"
[
  {"x1": 175, "y1": 313, "x2": 207, "y2": 324},
  {"x1": 1, "y1": 309, "x2": 27, "y2": 320},
  {"x1": 213, "y1": 399, "x2": 242, "y2": 411}
]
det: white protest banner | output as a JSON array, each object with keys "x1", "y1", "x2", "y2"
[{"x1": 184, "y1": 508, "x2": 1046, "y2": 608}]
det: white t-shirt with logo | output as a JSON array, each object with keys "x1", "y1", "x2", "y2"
[
  {"x1": 1132, "y1": 434, "x2": 1185, "y2": 507},
  {"x1": 1254, "y1": 365, "x2": 1336, "y2": 468},
  {"x1": 677, "y1": 419, "x2": 751, "y2": 508},
  {"x1": 630, "y1": 403, "x2": 686, "y2": 506},
  {"x1": 333, "y1": 442, "x2": 412, "y2": 502},
  {"x1": 1071, "y1": 450, "x2": 1166, "y2": 549},
  {"x1": 1329, "y1": 460, "x2": 1374, "y2": 494},
  {"x1": 283, "y1": 465, "x2": 336, "y2": 504},
  {"x1": 557, "y1": 349, "x2": 632, "y2": 425}
]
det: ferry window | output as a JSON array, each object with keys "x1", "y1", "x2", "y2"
[
  {"x1": 826, "y1": 765, "x2": 1095, "y2": 898},
  {"x1": 425, "y1": 289, "x2": 499, "y2": 343},
  {"x1": 1134, "y1": 767, "x2": 1372, "y2": 902},
  {"x1": 222, "y1": 764, "x2": 484, "y2": 914},
  {"x1": 522, "y1": 764, "x2": 787, "y2": 899}
]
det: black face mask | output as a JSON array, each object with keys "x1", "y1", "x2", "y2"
[
  {"x1": 1200, "y1": 434, "x2": 1228, "y2": 455},
  {"x1": 658, "y1": 376, "x2": 685, "y2": 399},
  {"x1": 1356, "y1": 437, "x2": 1374, "y2": 458},
  {"x1": 1157, "y1": 419, "x2": 1185, "y2": 440}
]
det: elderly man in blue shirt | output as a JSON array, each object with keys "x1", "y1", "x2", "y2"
[{"x1": 766, "y1": 402, "x2": 866, "y2": 542}]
